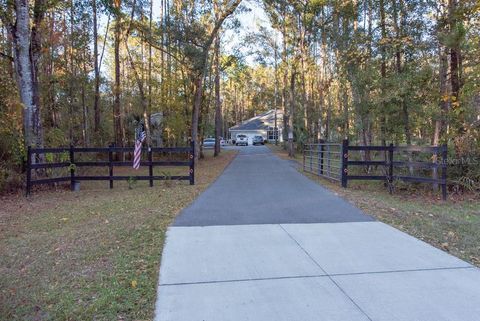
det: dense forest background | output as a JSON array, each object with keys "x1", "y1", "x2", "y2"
[{"x1": 0, "y1": 0, "x2": 479, "y2": 192}]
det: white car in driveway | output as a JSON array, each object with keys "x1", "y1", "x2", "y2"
[
  {"x1": 203, "y1": 137, "x2": 226, "y2": 148},
  {"x1": 202, "y1": 138, "x2": 215, "y2": 148},
  {"x1": 235, "y1": 134, "x2": 248, "y2": 146}
]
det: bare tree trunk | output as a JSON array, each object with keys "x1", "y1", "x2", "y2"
[
  {"x1": 68, "y1": 0, "x2": 76, "y2": 144},
  {"x1": 93, "y1": 0, "x2": 100, "y2": 134},
  {"x1": 192, "y1": 74, "x2": 204, "y2": 159},
  {"x1": 448, "y1": 0, "x2": 463, "y2": 133},
  {"x1": 299, "y1": 20, "x2": 308, "y2": 139},
  {"x1": 433, "y1": 44, "x2": 449, "y2": 190},
  {"x1": 82, "y1": 57, "x2": 89, "y2": 146},
  {"x1": 341, "y1": 13, "x2": 350, "y2": 139},
  {"x1": 160, "y1": 0, "x2": 165, "y2": 107},
  {"x1": 13, "y1": 0, "x2": 36, "y2": 148},
  {"x1": 449, "y1": 0, "x2": 460, "y2": 101},
  {"x1": 200, "y1": 55, "x2": 215, "y2": 159},
  {"x1": 30, "y1": 0, "x2": 45, "y2": 149},
  {"x1": 7, "y1": 0, "x2": 45, "y2": 151},
  {"x1": 214, "y1": 32, "x2": 222, "y2": 156},
  {"x1": 190, "y1": 0, "x2": 242, "y2": 160},
  {"x1": 319, "y1": 10, "x2": 328, "y2": 141},
  {"x1": 281, "y1": 6, "x2": 288, "y2": 149},
  {"x1": 361, "y1": 0, "x2": 373, "y2": 165},
  {"x1": 273, "y1": 39, "x2": 279, "y2": 145},
  {"x1": 148, "y1": 0, "x2": 153, "y2": 139},
  {"x1": 341, "y1": 79, "x2": 349, "y2": 139},
  {"x1": 124, "y1": 1, "x2": 151, "y2": 147},
  {"x1": 113, "y1": 0, "x2": 123, "y2": 149},
  {"x1": 288, "y1": 68, "x2": 296, "y2": 158},
  {"x1": 125, "y1": 43, "x2": 152, "y2": 147},
  {"x1": 379, "y1": 0, "x2": 387, "y2": 146},
  {"x1": 393, "y1": 0, "x2": 411, "y2": 145},
  {"x1": 326, "y1": 90, "x2": 331, "y2": 141},
  {"x1": 348, "y1": 0, "x2": 362, "y2": 143},
  {"x1": 45, "y1": 13, "x2": 58, "y2": 128}
]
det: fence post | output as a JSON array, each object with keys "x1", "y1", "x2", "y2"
[
  {"x1": 326, "y1": 143, "x2": 330, "y2": 175},
  {"x1": 148, "y1": 146, "x2": 153, "y2": 187},
  {"x1": 189, "y1": 140, "x2": 195, "y2": 185},
  {"x1": 302, "y1": 144, "x2": 306, "y2": 171},
  {"x1": 309, "y1": 143, "x2": 313, "y2": 172},
  {"x1": 319, "y1": 139, "x2": 324, "y2": 175},
  {"x1": 108, "y1": 144, "x2": 113, "y2": 189},
  {"x1": 441, "y1": 144, "x2": 447, "y2": 201},
  {"x1": 341, "y1": 139, "x2": 349, "y2": 188},
  {"x1": 69, "y1": 145, "x2": 75, "y2": 191},
  {"x1": 388, "y1": 143, "x2": 394, "y2": 194},
  {"x1": 26, "y1": 146, "x2": 32, "y2": 196}
]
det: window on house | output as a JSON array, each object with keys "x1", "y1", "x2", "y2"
[{"x1": 267, "y1": 127, "x2": 279, "y2": 140}]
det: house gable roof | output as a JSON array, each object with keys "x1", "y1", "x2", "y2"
[{"x1": 229, "y1": 110, "x2": 282, "y2": 131}]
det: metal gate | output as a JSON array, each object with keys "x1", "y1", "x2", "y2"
[{"x1": 303, "y1": 142, "x2": 342, "y2": 182}]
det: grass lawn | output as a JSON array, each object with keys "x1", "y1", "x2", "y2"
[
  {"x1": 0, "y1": 149, "x2": 236, "y2": 321},
  {"x1": 268, "y1": 144, "x2": 480, "y2": 267}
]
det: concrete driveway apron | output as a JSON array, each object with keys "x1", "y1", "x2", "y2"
[{"x1": 155, "y1": 145, "x2": 480, "y2": 321}]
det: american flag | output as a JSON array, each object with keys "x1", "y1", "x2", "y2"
[{"x1": 133, "y1": 129, "x2": 146, "y2": 170}]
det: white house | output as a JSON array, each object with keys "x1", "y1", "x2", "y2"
[{"x1": 229, "y1": 110, "x2": 284, "y2": 145}]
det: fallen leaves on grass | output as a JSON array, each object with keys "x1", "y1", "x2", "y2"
[{"x1": 0, "y1": 150, "x2": 237, "y2": 321}]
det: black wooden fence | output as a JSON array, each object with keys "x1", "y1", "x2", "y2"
[
  {"x1": 26, "y1": 141, "x2": 195, "y2": 195},
  {"x1": 304, "y1": 140, "x2": 448, "y2": 200}
]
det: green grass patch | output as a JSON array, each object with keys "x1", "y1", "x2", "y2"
[{"x1": 0, "y1": 150, "x2": 236, "y2": 321}]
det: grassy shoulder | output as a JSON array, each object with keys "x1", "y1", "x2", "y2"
[
  {"x1": 268, "y1": 144, "x2": 480, "y2": 267},
  {"x1": 0, "y1": 149, "x2": 237, "y2": 321}
]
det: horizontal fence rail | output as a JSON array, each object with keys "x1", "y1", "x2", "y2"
[
  {"x1": 26, "y1": 142, "x2": 195, "y2": 195},
  {"x1": 303, "y1": 140, "x2": 448, "y2": 200}
]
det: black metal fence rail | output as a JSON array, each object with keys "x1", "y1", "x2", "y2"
[
  {"x1": 303, "y1": 140, "x2": 448, "y2": 200},
  {"x1": 26, "y1": 142, "x2": 195, "y2": 195}
]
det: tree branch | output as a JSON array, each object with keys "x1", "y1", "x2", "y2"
[
  {"x1": 205, "y1": 0, "x2": 243, "y2": 52},
  {"x1": 124, "y1": 39, "x2": 144, "y2": 94},
  {"x1": 0, "y1": 51, "x2": 14, "y2": 61},
  {"x1": 140, "y1": 33, "x2": 188, "y2": 68},
  {"x1": 98, "y1": 13, "x2": 111, "y2": 73}
]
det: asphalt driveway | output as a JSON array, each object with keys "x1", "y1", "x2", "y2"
[
  {"x1": 155, "y1": 145, "x2": 480, "y2": 321},
  {"x1": 174, "y1": 145, "x2": 373, "y2": 226}
]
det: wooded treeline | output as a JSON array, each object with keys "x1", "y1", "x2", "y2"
[
  {"x1": 0, "y1": 0, "x2": 243, "y2": 191},
  {"x1": 0, "y1": 0, "x2": 479, "y2": 192},
  {"x1": 227, "y1": 0, "x2": 479, "y2": 189}
]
